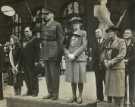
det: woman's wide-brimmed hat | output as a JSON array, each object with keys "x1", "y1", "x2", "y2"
[{"x1": 106, "y1": 26, "x2": 121, "y2": 33}]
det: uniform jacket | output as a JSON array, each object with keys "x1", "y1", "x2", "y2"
[
  {"x1": 40, "y1": 20, "x2": 64, "y2": 61},
  {"x1": 64, "y1": 30, "x2": 87, "y2": 62}
]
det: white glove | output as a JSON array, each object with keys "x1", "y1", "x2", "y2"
[
  {"x1": 104, "y1": 60, "x2": 112, "y2": 69},
  {"x1": 68, "y1": 54, "x2": 75, "y2": 61}
]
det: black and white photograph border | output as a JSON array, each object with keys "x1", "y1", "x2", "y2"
[{"x1": 0, "y1": 0, "x2": 134, "y2": 107}]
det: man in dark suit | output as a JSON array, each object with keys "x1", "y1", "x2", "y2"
[
  {"x1": 20, "y1": 27, "x2": 40, "y2": 96},
  {"x1": 93, "y1": 28, "x2": 106, "y2": 102},
  {"x1": 39, "y1": 8, "x2": 64, "y2": 100}
]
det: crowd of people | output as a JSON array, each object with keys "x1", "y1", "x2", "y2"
[
  {"x1": 0, "y1": 7, "x2": 134, "y2": 107},
  {"x1": 93, "y1": 28, "x2": 135, "y2": 107}
]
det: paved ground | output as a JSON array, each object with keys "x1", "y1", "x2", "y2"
[{"x1": 0, "y1": 72, "x2": 131, "y2": 107}]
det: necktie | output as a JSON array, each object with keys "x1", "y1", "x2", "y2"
[{"x1": 98, "y1": 39, "x2": 101, "y2": 44}]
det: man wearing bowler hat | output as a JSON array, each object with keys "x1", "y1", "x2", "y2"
[
  {"x1": 39, "y1": 8, "x2": 64, "y2": 100},
  {"x1": 103, "y1": 26, "x2": 126, "y2": 107}
]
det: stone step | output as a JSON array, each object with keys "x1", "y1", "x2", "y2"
[{"x1": 6, "y1": 96, "x2": 97, "y2": 107}]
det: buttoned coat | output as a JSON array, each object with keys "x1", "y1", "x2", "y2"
[
  {"x1": 40, "y1": 20, "x2": 64, "y2": 61},
  {"x1": 103, "y1": 37, "x2": 126, "y2": 97},
  {"x1": 64, "y1": 30, "x2": 87, "y2": 83},
  {"x1": 92, "y1": 38, "x2": 107, "y2": 71}
]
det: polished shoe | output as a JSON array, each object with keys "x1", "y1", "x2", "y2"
[
  {"x1": 67, "y1": 97, "x2": 77, "y2": 103},
  {"x1": 97, "y1": 99, "x2": 104, "y2": 103},
  {"x1": 107, "y1": 97, "x2": 112, "y2": 103},
  {"x1": 22, "y1": 93, "x2": 31, "y2": 96},
  {"x1": 32, "y1": 94, "x2": 38, "y2": 97},
  {"x1": 77, "y1": 97, "x2": 82, "y2": 104},
  {"x1": 0, "y1": 97, "x2": 3, "y2": 100},
  {"x1": 43, "y1": 94, "x2": 52, "y2": 99},
  {"x1": 51, "y1": 96, "x2": 58, "y2": 100}
]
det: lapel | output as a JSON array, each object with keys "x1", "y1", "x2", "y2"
[
  {"x1": 23, "y1": 37, "x2": 34, "y2": 48},
  {"x1": 46, "y1": 20, "x2": 54, "y2": 27},
  {"x1": 111, "y1": 38, "x2": 119, "y2": 49}
]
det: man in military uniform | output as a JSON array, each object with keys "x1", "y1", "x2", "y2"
[
  {"x1": 123, "y1": 29, "x2": 135, "y2": 106},
  {"x1": 104, "y1": 26, "x2": 126, "y2": 107},
  {"x1": 39, "y1": 8, "x2": 64, "y2": 100},
  {"x1": 20, "y1": 27, "x2": 40, "y2": 96}
]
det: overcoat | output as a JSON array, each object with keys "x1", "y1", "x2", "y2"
[
  {"x1": 103, "y1": 37, "x2": 126, "y2": 97},
  {"x1": 40, "y1": 20, "x2": 64, "y2": 61}
]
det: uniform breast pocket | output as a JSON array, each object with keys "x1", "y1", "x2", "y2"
[{"x1": 47, "y1": 26, "x2": 56, "y2": 38}]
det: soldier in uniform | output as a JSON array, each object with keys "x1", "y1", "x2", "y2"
[
  {"x1": 20, "y1": 27, "x2": 40, "y2": 96},
  {"x1": 104, "y1": 26, "x2": 126, "y2": 107},
  {"x1": 123, "y1": 29, "x2": 135, "y2": 107},
  {"x1": 39, "y1": 8, "x2": 64, "y2": 100}
]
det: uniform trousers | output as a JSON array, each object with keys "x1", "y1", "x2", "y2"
[{"x1": 44, "y1": 60, "x2": 60, "y2": 97}]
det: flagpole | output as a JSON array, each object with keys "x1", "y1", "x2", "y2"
[{"x1": 116, "y1": 9, "x2": 127, "y2": 27}]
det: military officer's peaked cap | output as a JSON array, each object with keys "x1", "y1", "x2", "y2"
[{"x1": 106, "y1": 26, "x2": 121, "y2": 33}]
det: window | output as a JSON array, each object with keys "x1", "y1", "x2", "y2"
[
  {"x1": 12, "y1": 14, "x2": 22, "y2": 39},
  {"x1": 63, "y1": 1, "x2": 83, "y2": 17}
]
